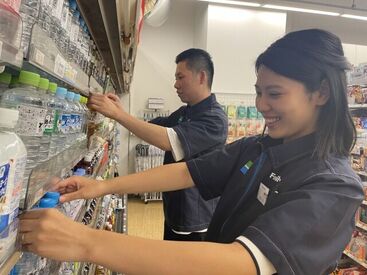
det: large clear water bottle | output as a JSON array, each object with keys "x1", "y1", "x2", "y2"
[
  {"x1": 0, "y1": 72, "x2": 11, "y2": 99},
  {"x1": 38, "y1": 77, "x2": 52, "y2": 161},
  {"x1": 0, "y1": 70, "x2": 47, "y2": 198},
  {"x1": 0, "y1": 108, "x2": 27, "y2": 262},
  {"x1": 59, "y1": 0, "x2": 70, "y2": 56},
  {"x1": 19, "y1": 0, "x2": 40, "y2": 56}
]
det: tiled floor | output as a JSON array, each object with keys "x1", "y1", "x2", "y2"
[{"x1": 127, "y1": 196, "x2": 164, "y2": 240}]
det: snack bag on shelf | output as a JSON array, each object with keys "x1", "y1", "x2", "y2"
[{"x1": 227, "y1": 105, "x2": 237, "y2": 119}]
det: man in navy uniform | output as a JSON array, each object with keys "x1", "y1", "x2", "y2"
[{"x1": 87, "y1": 48, "x2": 228, "y2": 241}]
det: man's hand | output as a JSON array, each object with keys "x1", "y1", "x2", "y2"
[
  {"x1": 54, "y1": 176, "x2": 106, "y2": 203},
  {"x1": 87, "y1": 92, "x2": 124, "y2": 121}
]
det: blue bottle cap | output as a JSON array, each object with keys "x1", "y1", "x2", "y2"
[
  {"x1": 66, "y1": 91, "x2": 75, "y2": 101},
  {"x1": 56, "y1": 87, "x2": 67, "y2": 98},
  {"x1": 74, "y1": 168, "x2": 86, "y2": 176},
  {"x1": 43, "y1": 192, "x2": 61, "y2": 201},
  {"x1": 38, "y1": 198, "x2": 58, "y2": 208}
]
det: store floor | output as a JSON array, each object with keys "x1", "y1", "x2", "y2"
[{"x1": 127, "y1": 196, "x2": 164, "y2": 240}]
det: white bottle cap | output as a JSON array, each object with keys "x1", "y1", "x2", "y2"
[{"x1": 0, "y1": 108, "x2": 19, "y2": 128}]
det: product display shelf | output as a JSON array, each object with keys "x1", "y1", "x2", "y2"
[
  {"x1": 349, "y1": 104, "x2": 367, "y2": 109},
  {"x1": 76, "y1": 0, "x2": 143, "y2": 93},
  {"x1": 363, "y1": 200, "x2": 367, "y2": 206},
  {"x1": 24, "y1": 23, "x2": 103, "y2": 95},
  {"x1": 357, "y1": 171, "x2": 367, "y2": 177},
  {"x1": 344, "y1": 251, "x2": 367, "y2": 269},
  {"x1": 356, "y1": 221, "x2": 367, "y2": 232}
]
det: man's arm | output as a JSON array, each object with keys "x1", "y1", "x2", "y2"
[
  {"x1": 87, "y1": 93, "x2": 172, "y2": 151},
  {"x1": 20, "y1": 209, "x2": 257, "y2": 275}
]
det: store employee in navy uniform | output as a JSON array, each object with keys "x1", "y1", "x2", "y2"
[
  {"x1": 21, "y1": 29, "x2": 364, "y2": 274},
  {"x1": 86, "y1": 48, "x2": 228, "y2": 241}
]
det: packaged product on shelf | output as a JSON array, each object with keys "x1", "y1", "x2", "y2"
[
  {"x1": 247, "y1": 106, "x2": 258, "y2": 119},
  {"x1": 236, "y1": 105, "x2": 247, "y2": 119},
  {"x1": 0, "y1": 108, "x2": 26, "y2": 263},
  {"x1": 226, "y1": 104, "x2": 236, "y2": 119}
]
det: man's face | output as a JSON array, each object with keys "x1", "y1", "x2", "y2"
[{"x1": 174, "y1": 61, "x2": 201, "y2": 105}]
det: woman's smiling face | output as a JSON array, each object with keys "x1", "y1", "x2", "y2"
[{"x1": 255, "y1": 65, "x2": 326, "y2": 143}]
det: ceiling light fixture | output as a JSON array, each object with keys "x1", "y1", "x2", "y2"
[
  {"x1": 198, "y1": 0, "x2": 261, "y2": 8},
  {"x1": 341, "y1": 14, "x2": 367, "y2": 21},
  {"x1": 263, "y1": 4, "x2": 340, "y2": 16}
]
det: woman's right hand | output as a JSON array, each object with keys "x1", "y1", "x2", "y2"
[{"x1": 54, "y1": 176, "x2": 106, "y2": 203}]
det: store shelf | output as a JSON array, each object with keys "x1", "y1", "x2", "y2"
[
  {"x1": 24, "y1": 23, "x2": 103, "y2": 95},
  {"x1": 357, "y1": 171, "x2": 367, "y2": 177},
  {"x1": 363, "y1": 200, "x2": 367, "y2": 206},
  {"x1": 0, "y1": 251, "x2": 21, "y2": 275},
  {"x1": 77, "y1": 0, "x2": 143, "y2": 93},
  {"x1": 344, "y1": 250, "x2": 367, "y2": 269},
  {"x1": 349, "y1": 104, "x2": 367, "y2": 109},
  {"x1": 356, "y1": 221, "x2": 367, "y2": 231}
]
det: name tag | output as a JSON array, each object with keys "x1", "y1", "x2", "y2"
[{"x1": 257, "y1": 182, "x2": 269, "y2": 206}]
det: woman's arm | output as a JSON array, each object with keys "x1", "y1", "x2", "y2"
[{"x1": 20, "y1": 209, "x2": 256, "y2": 275}]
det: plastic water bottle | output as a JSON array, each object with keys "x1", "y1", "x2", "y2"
[
  {"x1": 38, "y1": 77, "x2": 52, "y2": 161},
  {"x1": 73, "y1": 93, "x2": 84, "y2": 141},
  {"x1": 65, "y1": 91, "x2": 78, "y2": 146},
  {"x1": 0, "y1": 70, "x2": 47, "y2": 198},
  {"x1": 54, "y1": 87, "x2": 71, "y2": 153},
  {"x1": 47, "y1": 84, "x2": 64, "y2": 156},
  {"x1": 0, "y1": 108, "x2": 27, "y2": 263},
  {"x1": 11, "y1": 196, "x2": 59, "y2": 275},
  {"x1": 0, "y1": 72, "x2": 11, "y2": 99}
]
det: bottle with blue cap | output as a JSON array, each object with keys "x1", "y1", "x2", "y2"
[
  {"x1": 0, "y1": 70, "x2": 47, "y2": 199},
  {"x1": 65, "y1": 91, "x2": 79, "y2": 146},
  {"x1": 12, "y1": 193, "x2": 60, "y2": 275},
  {"x1": 53, "y1": 87, "x2": 70, "y2": 154}
]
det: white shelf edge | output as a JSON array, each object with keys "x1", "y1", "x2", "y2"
[{"x1": 344, "y1": 250, "x2": 367, "y2": 268}]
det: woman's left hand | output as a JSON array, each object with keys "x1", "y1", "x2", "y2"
[{"x1": 19, "y1": 208, "x2": 92, "y2": 262}]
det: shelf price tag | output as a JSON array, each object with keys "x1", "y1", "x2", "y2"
[
  {"x1": 34, "y1": 49, "x2": 45, "y2": 66},
  {"x1": 54, "y1": 54, "x2": 66, "y2": 78}
]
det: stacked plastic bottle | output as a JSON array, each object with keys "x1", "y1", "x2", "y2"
[
  {"x1": 0, "y1": 70, "x2": 47, "y2": 198},
  {"x1": 11, "y1": 192, "x2": 62, "y2": 275},
  {"x1": 37, "y1": 77, "x2": 52, "y2": 161},
  {"x1": 0, "y1": 108, "x2": 27, "y2": 263},
  {"x1": 53, "y1": 87, "x2": 69, "y2": 154}
]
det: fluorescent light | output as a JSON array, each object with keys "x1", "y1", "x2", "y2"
[
  {"x1": 198, "y1": 0, "x2": 261, "y2": 7},
  {"x1": 341, "y1": 14, "x2": 367, "y2": 21},
  {"x1": 263, "y1": 4, "x2": 340, "y2": 16}
]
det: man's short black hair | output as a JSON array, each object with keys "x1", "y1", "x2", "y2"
[{"x1": 176, "y1": 48, "x2": 214, "y2": 89}]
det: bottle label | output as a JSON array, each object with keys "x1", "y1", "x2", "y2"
[
  {"x1": 44, "y1": 110, "x2": 59, "y2": 134},
  {"x1": 17, "y1": 105, "x2": 47, "y2": 136},
  {"x1": 59, "y1": 113, "x2": 70, "y2": 134},
  {"x1": 0, "y1": 163, "x2": 10, "y2": 232}
]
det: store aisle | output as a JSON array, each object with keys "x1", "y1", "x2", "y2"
[{"x1": 127, "y1": 197, "x2": 164, "y2": 240}]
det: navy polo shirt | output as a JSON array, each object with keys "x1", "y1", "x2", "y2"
[
  {"x1": 187, "y1": 134, "x2": 364, "y2": 274},
  {"x1": 150, "y1": 94, "x2": 228, "y2": 232}
]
